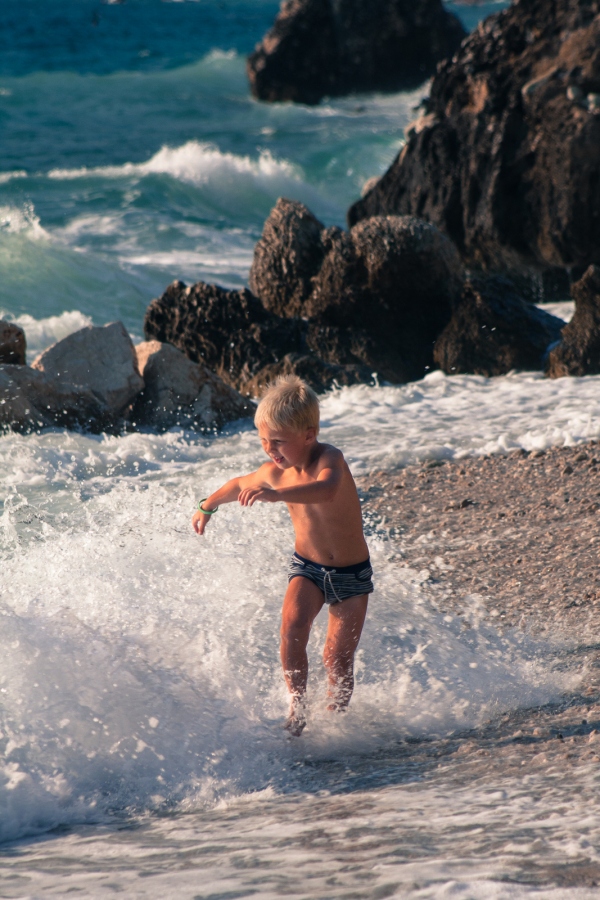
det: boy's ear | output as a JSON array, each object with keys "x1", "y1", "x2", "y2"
[{"x1": 305, "y1": 427, "x2": 317, "y2": 442}]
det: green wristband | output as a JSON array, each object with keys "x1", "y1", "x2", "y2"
[{"x1": 197, "y1": 499, "x2": 218, "y2": 515}]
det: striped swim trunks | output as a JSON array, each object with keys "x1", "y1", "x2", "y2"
[{"x1": 288, "y1": 552, "x2": 374, "y2": 605}]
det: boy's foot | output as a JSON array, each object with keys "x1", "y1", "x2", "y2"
[
  {"x1": 326, "y1": 701, "x2": 348, "y2": 713},
  {"x1": 284, "y1": 700, "x2": 306, "y2": 737}
]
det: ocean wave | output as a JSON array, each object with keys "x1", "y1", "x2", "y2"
[
  {"x1": 47, "y1": 140, "x2": 342, "y2": 222},
  {"x1": 0, "y1": 202, "x2": 48, "y2": 238},
  {"x1": 49, "y1": 141, "x2": 301, "y2": 188}
]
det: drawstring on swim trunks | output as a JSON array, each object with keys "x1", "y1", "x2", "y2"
[{"x1": 322, "y1": 568, "x2": 342, "y2": 604}]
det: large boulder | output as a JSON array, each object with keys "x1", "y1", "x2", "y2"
[
  {"x1": 349, "y1": 0, "x2": 600, "y2": 283},
  {"x1": 247, "y1": 0, "x2": 466, "y2": 105},
  {"x1": 547, "y1": 265, "x2": 600, "y2": 377},
  {"x1": 0, "y1": 366, "x2": 106, "y2": 433},
  {"x1": 145, "y1": 202, "x2": 465, "y2": 392},
  {"x1": 143, "y1": 280, "x2": 371, "y2": 394},
  {"x1": 249, "y1": 199, "x2": 325, "y2": 317},
  {"x1": 32, "y1": 322, "x2": 144, "y2": 417},
  {"x1": 0, "y1": 320, "x2": 26, "y2": 365},
  {"x1": 131, "y1": 341, "x2": 253, "y2": 431},
  {"x1": 249, "y1": 201, "x2": 463, "y2": 381},
  {"x1": 433, "y1": 275, "x2": 564, "y2": 376}
]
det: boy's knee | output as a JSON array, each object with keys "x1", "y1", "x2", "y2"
[{"x1": 281, "y1": 620, "x2": 310, "y2": 644}]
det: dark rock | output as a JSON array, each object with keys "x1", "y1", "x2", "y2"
[
  {"x1": 250, "y1": 202, "x2": 463, "y2": 382},
  {"x1": 433, "y1": 275, "x2": 564, "y2": 376},
  {"x1": 547, "y1": 265, "x2": 600, "y2": 377},
  {"x1": 0, "y1": 365, "x2": 107, "y2": 434},
  {"x1": 249, "y1": 199, "x2": 325, "y2": 318},
  {"x1": 312, "y1": 215, "x2": 464, "y2": 380},
  {"x1": 349, "y1": 0, "x2": 600, "y2": 281},
  {"x1": 131, "y1": 341, "x2": 253, "y2": 431},
  {"x1": 0, "y1": 320, "x2": 26, "y2": 365},
  {"x1": 143, "y1": 280, "x2": 372, "y2": 394},
  {"x1": 242, "y1": 352, "x2": 374, "y2": 398},
  {"x1": 247, "y1": 0, "x2": 466, "y2": 105}
]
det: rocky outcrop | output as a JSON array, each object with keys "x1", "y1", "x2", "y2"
[
  {"x1": 146, "y1": 200, "x2": 464, "y2": 391},
  {"x1": 0, "y1": 365, "x2": 106, "y2": 433},
  {"x1": 251, "y1": 199, "x2": 464, "y2": 382},
  {"x1": 247, "y1": 0, "x2": 466, "y2": 105},
  {"x1": 349, "y1": 0, "x2": 600, "y2": 282},
  {"x1": 249, "y1": 200, "x2": 325, "y2": 317},
  {"x1": 143, "y1": 280, "x2": 374, "y2": 394},
  {"x1": 433, "y1": 275, "x2": 564, "y2": 376},
  {"x1": 32, "y1": 322, "x2": 144, "y2": 418},
  {"x1": 131, "y1": 341, "x2": 253, "y2": 430},
  {"x1": 0, "y1": 320, "x2": 26, "y2": 365},
  {"x1": 547, "y1": 265, "x2": 600, "y2": 377}
]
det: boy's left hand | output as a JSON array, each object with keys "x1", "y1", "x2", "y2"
[{"x1": 238, "y1": 486, "x2": 278, "y2": 506}]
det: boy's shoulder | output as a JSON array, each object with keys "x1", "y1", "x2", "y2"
[{"x1": 315, "y1": 441, "x2": 345, "y2": 467}]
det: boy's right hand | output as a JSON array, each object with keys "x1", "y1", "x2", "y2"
[{"x1": 192, "y1": 509, "x2": 211, "y2": 535}]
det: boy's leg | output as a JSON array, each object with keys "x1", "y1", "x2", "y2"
[
  {"x1": 280, "y1": 576, "x2": 324, "y2": 731},
  {"x1": 323, "y1": 594, "x2": 368, "y2": 710}
]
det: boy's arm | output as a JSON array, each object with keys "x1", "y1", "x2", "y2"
[
  {"x1": 238, "y1": 452, "x2": 343, "y2": 507},
  {"x1": 192, "y1": 464, "x2": 275, "y2": 535}
]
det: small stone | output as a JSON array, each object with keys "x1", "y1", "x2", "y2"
[
  {"x1": 589, "y1": 730, "x2": 600, "y2": 742},
  {"x1": 575, "y1": 452, "x2": 589, "y2": 462},
  {"x1": 563, "y1": 465, "x2": 574, "y2": 475},
  {"x1": 459, "y1": 498, "x2": 474, "y2": 508}
]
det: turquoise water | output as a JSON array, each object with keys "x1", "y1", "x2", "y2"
[{"x1": 0, "y1": 0, "x2": 504, "y2": 342}]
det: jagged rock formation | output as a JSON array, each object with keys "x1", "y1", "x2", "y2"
[
  {"x1": 142, "y1": 280, "x2": 375, "y2": 395},
  {"x1": 349, "y1": 0, "x2": 600, "y2": 283},
  {"x1": 251, "y1": 199, "x2": 464, "y2": 382},
  {"x1": 145, "y1": 199, "x2": 464, "y2": 392},
  {"x1": 0, "y1": 320, "x2": 26, "y2": 365},
  {"x1": 132, "y1": 340, "x2": 253, "y2": 430},
  {"x1": 433, "y1": 274, "x2": 564, "y2": 376},
  {"x1": 547, "y1": 265, "x2": 600, "y2": 377},
  {"x1": 247, "y1": 0, "x2": 465, "y2": 105}
]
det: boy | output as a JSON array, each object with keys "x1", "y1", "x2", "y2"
[{"x1": 192, "y1": 375, "x2": 373, "y2": 736}]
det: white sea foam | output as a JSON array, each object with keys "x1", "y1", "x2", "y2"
[
  {"x1": 49, "y1": 141, "x2": 300, "y2": 190},
  {"x1": 0, "y1": 170, "x2": 27, "y2": 184},
  {"x1": 0, "y1": 464, "x2": 572, "y2": 845},
  {"x1": 1, "y1": 371, "x2": 592, "y2": 843},
  {"x1": 0, "y1": 202, "x2": 47, "y2": 238},
  {"x1": 0, "y1": 309, "x2": 93, "y2": 360},
  {"x1": 47, "y1": 140, "x2": 343, "y2": 221},
  {"x1": 320, "y1": 371, "x2": 600, "y2": 472},
  {"x1": 537, "y1": 300, "x2": 574, "y2": 322}
]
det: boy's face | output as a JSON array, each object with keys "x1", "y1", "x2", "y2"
[{"x1": 258, "y1": 424, "x2": 316, "y2": 469}]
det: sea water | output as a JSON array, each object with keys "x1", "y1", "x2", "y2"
[{"x1": 2, "y1": 2, "x2": 600, "y2": 897}]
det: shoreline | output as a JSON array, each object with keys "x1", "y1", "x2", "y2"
[{"x1": 357, "y1": 440, "x2": 600, "y2": 632}]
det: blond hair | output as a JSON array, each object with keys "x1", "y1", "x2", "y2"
[{"x1": 254, "y1": 375, "x2": 320, "y2": 434}]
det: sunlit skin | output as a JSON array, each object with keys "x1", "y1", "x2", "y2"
[{"x1": 192, "y1": 424, "x2": 370, "y2": 735}]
